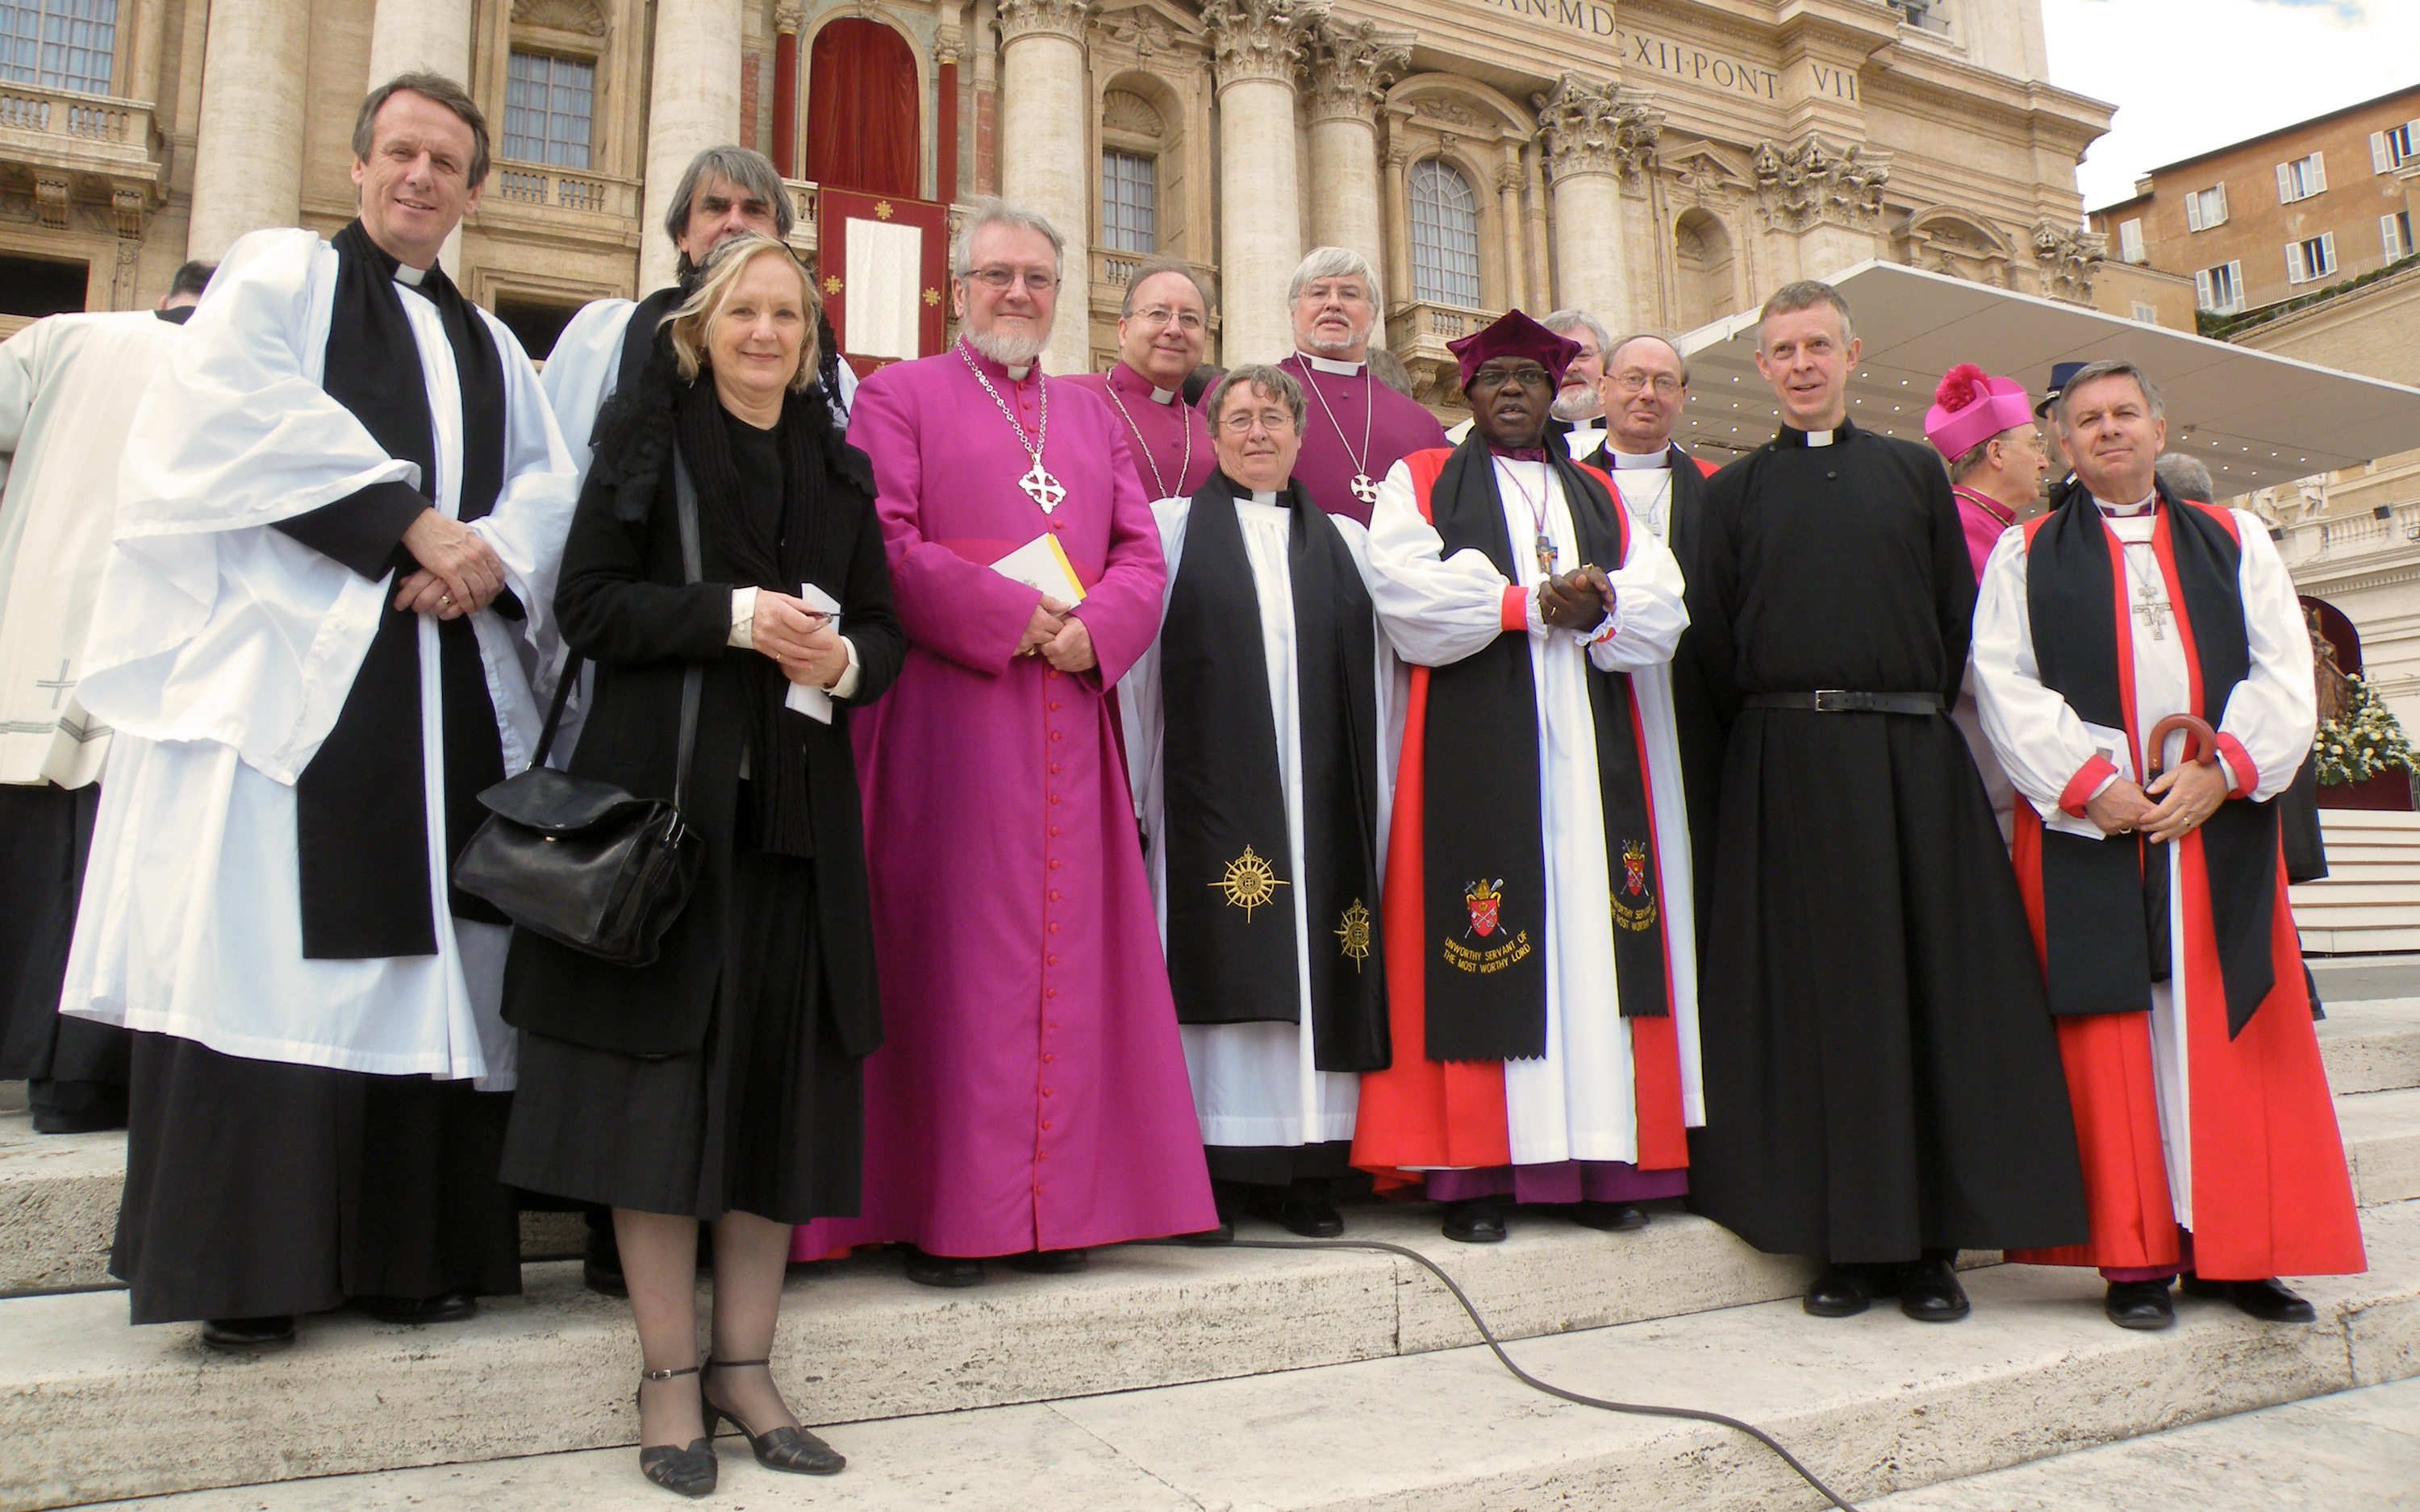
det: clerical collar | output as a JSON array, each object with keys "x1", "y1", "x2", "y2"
[
  {"x1": 1953, "y1": 484, "x2": 2018, "y2": 528},
  {"x1": 1487, "y1": 442, "x2": 1551, "y2": 464},
  {"x1": 1296, "y1": 352, "x2": 1365, "y2": 376},
  {"x1": 1112, "y1": 360, "x2": 1180, "y2": 405},
  {"x1": 1220, "y1": 471, "x2": 1291, "y2": 506},
  {"x1": 2093, "y1": 489, "x2": 2158, "y2": 518},
  {"x1": 1608, "y1": 446, "x2": 1669, "y2": 470},
  {"x1": 963, "y1": 344, "x2": 1036, "y2": 386},
  {"x1": 1777, "y1": 419, "x2": 1855, "y2": 448},
  {"x1": 394, "y1": 263, "x2": 428, "y2": 286}
]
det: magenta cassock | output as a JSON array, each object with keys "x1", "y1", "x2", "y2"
[{"x1": 791, "y1": 345, "x2": 1216, "y2": 1260}]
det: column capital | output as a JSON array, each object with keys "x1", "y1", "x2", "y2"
[
  {"x1": 773, "y1": 2, "x2": 803, "y2": 35},
  {"x1": 934, "y1": 23, "x2": 964, "y2": 64},
  {"x1": 1532, "y1": 75, "x2": 1663, "y2": 185},
  {"x1": 1203, "y1": 0, "x2": 1309, "y2": 91},
  {"x1": 996, "y1": 0, "x2": 1096, "y2": 48},
  {"x1": 2030, "y1": 219, "x2": 2106, "y2": 304},
  {"x1": 1750, "y1": 135, "x2": 1890, "y2": 231},
  {"x1": 1301, "y1": 15, "x2": 1410, "y2": 125}
]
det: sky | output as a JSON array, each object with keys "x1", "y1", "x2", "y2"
[{"x1": 2042, "y1": 0, "x2": 2420, "y2": 212}]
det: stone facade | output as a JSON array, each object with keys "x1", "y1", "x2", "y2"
[{"x1": 1, "y1": 0, "x2": 2115, "y2": 414}]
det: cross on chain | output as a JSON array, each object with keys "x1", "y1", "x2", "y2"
[
  {"x1": 1020, "y1": 458, "x2": 1067, "y2": 512},
  {"x1": 2132, "y1": 579, "x2": 2172, "y2": 642},
  {"x1": 1350, "y1": 473, "x2": 1380, "y2": 506},
  {"x1": 34, "y1": 658, "x2": 73, "y2": 710}
]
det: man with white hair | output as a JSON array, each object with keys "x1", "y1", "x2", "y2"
[
  {"x1": 1542, "y1": 309, "x2": 1609, "y2": 454},
  {"x1": 789, "y1": 198, "x2": 1214, "y2": 1285},
  {"x1": 1278, "y1": 247, "x2": 1446, "y2": 525}
]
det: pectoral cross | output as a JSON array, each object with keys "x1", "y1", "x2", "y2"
[
  {"x1": 1351, "y1": 473, "x2": 1380, "y2": 505},
  {"x1": 1020, "y1": 456, "x2": 1066, "y2": 514},
  {"x1": 35, "y1": 658, "x2": 73, "y2": 710},
  {"x1": 2132, "y1": 579, "x2": 2171, "y2": 642}
]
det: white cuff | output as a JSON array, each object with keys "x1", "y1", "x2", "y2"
[
  {"x1": 1525, "y1": 582, "x2": 1548, "y2": 638},
  {"x1": 728, "y1": 585, "x2": 759, "y2": 648},
  {"x1": 828, "y1": 635, "x2": 862, "y2": 698}
]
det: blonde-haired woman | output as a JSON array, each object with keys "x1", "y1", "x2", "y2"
[{"x1": 499, "y1": 233, "x2": 902, "y2": 1497}]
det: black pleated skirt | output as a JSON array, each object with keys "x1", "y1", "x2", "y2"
[
  {"x1": 0, "y1": 783, "x2": 130, "y2": 1120},
  {"x1": 112, "y1": 1033, "x2": 522, "y2": 1323},
  {"x1": 499, "y1": 849, "x2": 863, "y2": 1226}
]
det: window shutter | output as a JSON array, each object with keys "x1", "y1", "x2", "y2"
[
  {"x1": 2287, "y1": 241, "x2": 2308, "y2": 284},
  {"x1": 2227, "y1": 262, "x2": 2243, "y2": 305},
  {"x1": 2185, "y1": 193, "x2": 2205, "y2": 232},
  {"x1": 2279, "y1": 162, "x2": 2297, "y2": 202},
  {"x1": 2195, "y1": 269, "x2": 2213, "y2": 308},
  {"x1": 2322, "y1": 229, "x2": 2336, "y2": 273},
  {"x1": 2310, "y1": 152, "x2": 2326, "y2": 193},
  {"x1": 2387, "y1": 215, "x2": 2405, "y2": 260},
  {"x1": 2408, "y1": 119, "x2": 2420, "y2": 156},
  {"x1": 2213, "y1": 182, "x2": 2229, "y2": 223},
  {"x1": 2119, "y1": 218, "x2": 2144, "y2": 263},
  {"x1": 2377, "y1": 131, "x2": 2394, "y2": 174}
]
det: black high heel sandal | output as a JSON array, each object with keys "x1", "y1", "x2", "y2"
[
  {"x1": 636, "y1": 1364, "x2": 718, "y2": 1497},
  {"x1": 702, "y1": 1358, "x2": 846, "y2": 1474}
]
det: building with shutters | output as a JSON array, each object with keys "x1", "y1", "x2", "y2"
[
  {"x1": 2090, "y1": 84, "x2": 2420, "y2": 326},
  {"x1": 1, "y1": 0, "x2": 2118, "y2": 415}
]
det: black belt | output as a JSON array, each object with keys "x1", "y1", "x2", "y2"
[{"x1": 1742, "y1": 690, "x2": 1944, "y2": 715}]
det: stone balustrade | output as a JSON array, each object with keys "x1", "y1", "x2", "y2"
[
  {"x1": 0, "y1": 82, "x2": 158, "y2": 181},
  {"x1": 1387, "y1": 298, "x2": 1500, "y2": 406}
]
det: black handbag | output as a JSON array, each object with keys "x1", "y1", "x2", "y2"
[{"x1": 452, "y1": 457, "x2": 707, "y2": 968}]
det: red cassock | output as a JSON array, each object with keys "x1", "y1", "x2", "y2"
[
  {"x1": 1349, "y1": 449, "x2": 1689, "y2": 1187},
  {"x1": 2002, "y1": 503, "x2": 2363, "y2": 1281}
]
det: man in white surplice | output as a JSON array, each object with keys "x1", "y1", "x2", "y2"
[
  {"x1": 59, "y1": 74, "x2": 578, "y2": 1350},
  {"x1": 1122, "y1": 363, "x2": 1400, "y2": 1241},
  {"x1": 1350, "y1": 310, "x2": 1703, "y2": 1244}
]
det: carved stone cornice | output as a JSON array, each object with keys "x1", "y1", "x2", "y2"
[
  {"x1": 1301, "y1": 15, "x2": 1411, "y2": 126},
  {"x1": 934, "y1": 23, "x2": 963, "y2": 64},
  {"x1": 996, "y1": 0, "x2": 1097, "y2": 48},
  {"x1": 1202, "y1": 0, "x2": 1308, "y2": 90},
  {"x1": 2031, "y1": 219, "x2": 2107, "y2": 304},
  {"x1": 1531, "y1": 75, "x2": 1663, "y2": 185},
  {"x1": 512, "y1": 0, "x2": 607, "y2": 36},
  {"x1": 1750, "y1": 136, "x2": 1890, "y2": 231}
]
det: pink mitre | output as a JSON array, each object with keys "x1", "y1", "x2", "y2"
[
  {"x1": 1447, "y1": 309, "x2": 1582, "y2": 394},
  {"x1": 1924, "y1": 363, "x2": 2034, "y2": 460}
]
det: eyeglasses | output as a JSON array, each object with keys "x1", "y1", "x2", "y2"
[
  {"x1": 1218, "y1": 410, "x2": 1297, "y2": 435},
  {"x1": 1608, "y1": 372, "x2": 1684, "y2": 397},
  {"x1": 1474, "y1": 364, "x2": 1553, "y2": 389},
  {"x1": 1129, "y1": 306, "x2": 1205, "y2": 331},
  {"x1": 965, "y1": 267, "x2": 1061, "y2": 292}
]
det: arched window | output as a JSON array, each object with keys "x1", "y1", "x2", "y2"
[
  {"x1": 806, "y1": 19, "x2": 919, "y2": 198},
  {"x1": 1409, "y1": 158, "x2": 1481, "y2": 308}
]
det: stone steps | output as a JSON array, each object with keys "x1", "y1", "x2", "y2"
[
  {"x1": 52, "y1": 1199, "x2": 2420, "y2": 1512},
  {"x1": 6, "y1": 996, "x2": 2416, "y2": 1297},
  {"x1": 2299, "y1": 812, "x2": 2420, "y2": 953}
]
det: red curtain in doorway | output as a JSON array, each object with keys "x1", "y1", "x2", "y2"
[{"x1": 806, "y1": 19, "x2": 920, "y2": 198}]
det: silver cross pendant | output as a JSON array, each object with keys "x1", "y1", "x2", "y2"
[
  {"x1": 1020, "y1": 456, "x2": 1066, "y2": 514},
  {"x1": 1350, "y1": 473, "x2": 1379, "y2": 505}
]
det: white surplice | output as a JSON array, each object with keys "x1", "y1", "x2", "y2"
[
  {"x1": 1604, "y1": 456, "x2": 1706, "y2": 1123},
  {"x1": 1971, "y1": 496, "x2": 2315, "y2": 1227},
  {"x1": 1121, "y1": 490, "x2": 1404, "y2": 1152},
  {"x1": 1364, "y1": 453, "x2": 1698, "y2": 1166},
  {"x1": 0, "y1": 311, "x2": 180, "y2": 788},
  {"x1": 59, "y1": 227, "x2": 579, "y2": 1085}
]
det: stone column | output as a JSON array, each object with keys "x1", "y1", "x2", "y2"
[
  {"x1": 366, "y1": 0, "x2": 475, "y2": 273},
  {"x1": 996, "y1": 0, "x2": 1095, "y2": 376},
  {"x1": 638, "y1": 0, "x2": 744, "y2": 292},
  {"x1": 1205, "y1": 0, "x2": 1308, "y2": 367},
  {"x1": 186, "y1": 0, "x2": 309, "y2": 260},
  {"x1": 935, "y1": 26, "x2": 963, "y2": 204},
  {"x1": 770, "y1": 5, "x2": 802, "y2": 178},
  {"x1": 1497, "y1": 149, "x2": 1528, "y2": 310},
  {"x1": 1301, "y1": 17, "x2": 1408, "y2": 317},
  {"x1": 1533, "y1": 75, "x2": 1660, "y2": 326},
  {"x1": 1382, "y1": 135, "x2": 1412, "y2": 314}
]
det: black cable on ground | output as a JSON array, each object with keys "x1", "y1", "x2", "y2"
[{"x1": 1203, "y1": 1236, "x2": 1863, "y2": 1512}]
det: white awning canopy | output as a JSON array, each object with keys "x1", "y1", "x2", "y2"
[{"x1": 1672, "y1": 260, "x2": 2420, "y2": 495}]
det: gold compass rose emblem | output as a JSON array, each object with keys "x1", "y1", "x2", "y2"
[
  {"x1": 1210, "y1": 844, "x2": 1287, "y2": 919},
  {"x1": 1336, "y1": 899, "x2": 1373, "y2": 971}
]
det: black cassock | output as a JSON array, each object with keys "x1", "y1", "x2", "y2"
[{"x1": 1671, "y1": 420, "x2": 2088, "y2": 1263}]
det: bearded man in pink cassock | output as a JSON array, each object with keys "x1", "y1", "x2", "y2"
[{"x1": 791, "y1": 200, "x2": 1215, "y2": 1285}]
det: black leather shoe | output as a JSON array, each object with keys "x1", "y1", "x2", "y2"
[
  {"x1": 703, "y1": 1359, "x2": 845, "y2": 1475},
  {"x1": 1007, "y1": 1247, "x2": 1089, "y2": 1274},
  {"x1": 1249, "y1": 1180, "x2": 1346, "y2": 1238},
  {"x1": 2182, "y1": 1275, "x2": 2317, "y2": 1323},
  {"x1": 1571, "y1": 1202, "x2": 1649, "y2": 1232},
  {"x1": 636, "y1": 1364, "x2": 717, "y2": 1498},
  {"x1": 201, "y1": 1315, "x2": 295, "y2": 1352},
  {"x1": 902, "y1": 1247, "x2": 983, "y2": 1287},
  {"x1": 1175, "y1": 1221, "x2": 1236, "y2": 1245},
  {"x1": 1803, "y1": 1265, "x2": 1871, "y2": 1318},
  {"x1": 2105, "y1": 1279, "x2": 2176, "y2": 1330},
  {"x1": 356, "y1": 1289, "x2": 478, "y2": 1325},
  {"x1": 1441, "y1": 1197, "x2": 1508, "y2": 1243},
  {"x1": 1899, "y1": 1257, "x2": 1970, "y2": 1322}
]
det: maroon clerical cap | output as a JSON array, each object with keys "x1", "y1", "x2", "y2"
[{"x1": 1447, "y1": 310, "x2": 1583, "y2": 394}]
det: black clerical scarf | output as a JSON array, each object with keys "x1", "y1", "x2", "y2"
[
  {"x1": 1158, "y1": 472, "x2": 1387, "y2": 1072},
  {"x1": 1414, "y1": 433, "x2": 1671, "y2": 1064},
  {"x1": 293, "y1": 220, "x2": 511, "y2": 959},
  {"x1": 2026, "y1": 484, "x2": 2280, "y2": 1036}
]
